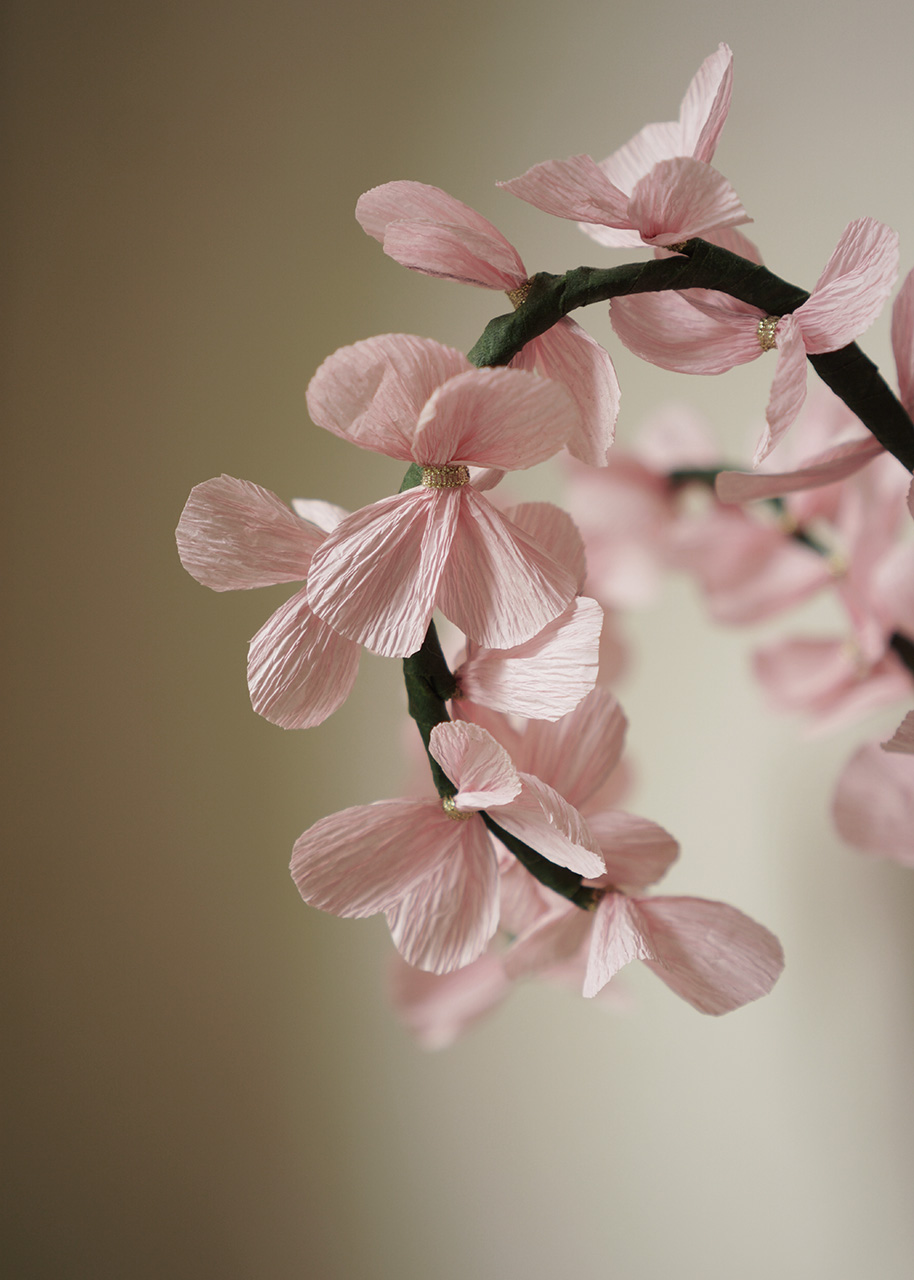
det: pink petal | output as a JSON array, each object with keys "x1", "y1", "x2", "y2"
[
  {"x1": 498, "y1": 154, "x2": 631, "y2": 226},
  {"x1": 715, "y1": 435, "x2": 884, "y2": 503},
  {"x1": 290, "y1": 799, "x2": 457, "y2": 917},
  {"x1": 884, "y1": 710, "x2": 914, "y2": 755},
  {"x1": 290, "y1": 498, "x2": 349, "y2": 534},
  {"x1": 247, "y1": 586, "x2": 360, "y2": 729},
  {"x1": 504, "y1": 906, "x2": 590, "y2": 981},
  {"x1": 382, "y1": 220, "x2": 526, "y2": 291},
  {"x1": 388, "y1": 950, "x2": 512, "y2": 1050},
  {"x1": 356, "y1": 180, "x2": 520, "y2": 261},
  {"x1": 505, "y1": 501, "x2": 588, "y2": 590},
  {"x1": 628, "y1": 157, "x2": 750, "y2": 246},
  {"x1": 834, "y1": 742, "x2": 914, "y2": 864},
  {"x1": 436, "y1": 488, "x2": 576, "y2": 649},
  {"x1": 754, "y1": 315, "x2": 808, "y2": 465},
  {"x1": 306, "y1": 333, "x2": 470, "y2": 462},
  {"x1": 385, "y1": 817, "x2": 500, "y2": 973},
  {"x1": 891, "y1": 267, "x2": 914, "y2": 416},
  {"x1": 598, "y1": 120, "x2": 684, "y2": 196},
  {"x1": 610, "y1": 289, "x2": 761, "y2": 374},
  {"x1": 428, "y1": 720, "x2": 521, "y2": 810},
  {"x1": 455, "y1": 597, "x2": 603, "y2": 722},
  {"x1": 584, "y1": 812, "x2": 679, "y2": 889},
  {"x1": 639, "y1": 896, "x2": 784, "y2": 1014},
  {"x1": 307, "y1": 487, "x2": 458, "y2": 658},
  {"x1": 176, "y1": 475, "x2": 319, "y2": 590},
  {"x1": 583, "y1": 892, "x2": 657, "y2": 997},
  {"x1": 414, "y1": 367, "x2": 578, "y2": 470},
  {"x1": 797, "y1": 219, "x2": 899, "y2": 354},
  {"x1": 530, "y1": 318, "x2": 620, "y2": 466},
  {"x1": 679, "y1": 43, "x2": 733, "y2": 162},
  {"x1": 492, "y1": 775, "x2": 606, "y2": 878}
]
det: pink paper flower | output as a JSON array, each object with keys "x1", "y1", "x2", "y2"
[
  {"x1": 833, "y1": 740, "x2": 914, "y2": 865},
  {"x1": 499, "y1": 45, "x2": 749, "y2": 249},
  {"x1": 176, "y1": 475, "x2": 361, "y2": 729},
  {"x1": 290, "y1": 719, "x2": 606, "y2": 975},
  {"x1": 356, "y1": 181, "x2": 620, "y2": 466},
  {"x1": 611, "y1": 220, "x2": 899, "y2": 464},
  {"x1": 304, "y1": 334, "x2": 581, "y2": 657}
]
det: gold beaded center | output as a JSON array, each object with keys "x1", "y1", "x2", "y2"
[
  {"x1": 506, "y1": 281, "x2": 532, "y2": 310},
  {"x1": 442, "y1": 795, "x2": 473, "y2": 821},
  {"x1": 421, "y1": 464, "x2": 470, "y2": 489},
  {"x1": 757, "y1": 316, "x2": 780, "y2": 352}
]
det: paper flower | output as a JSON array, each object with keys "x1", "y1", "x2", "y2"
[
  {"x1": 834, "y1": 740, "x2": 914, "y2": 865},
  {"x1": 176, "y1": 475, "x2": 361, "y2": 729},
  {"x1": 305, "y1": 334, "x2": 580, "y2": 657},
  {"x1": 356, "y1": 180, "x2": 620, "y2": 465}
]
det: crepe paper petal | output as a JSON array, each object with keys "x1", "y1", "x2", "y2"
[
  {"x1": 357, "y1": 180, "x2": 522, "y2": 264},
  {"x1": 884, "y1": 710, "x2": 914, "y2": 755},
  {"x1": 436, "y1": 488, "x2": 576, "y2": 650},
  {"x1": 454, "y1": 597, "x2": 603, "y2": 722},
  {"x1": 504, "y1": 907, "x2": 591, "y2": 981},
  {"x1": 796, "y1": 219, "x2": 899, "y2": 354},
  {"x1": 715, "y1": 436, "x2": 884, "y2": 503},
  {"x1": 610, "y1": 289, "x2": 761, "y2": 374},
  {"x1": 493, "y1": 774, "x2": 606, "y2": 878},
  {"x1": 307, "y1": 487, "x2": 459, "y2": 658},
  {"x1": 382, "y1": 219, "x2": 525, "y2": 291},
  {"x1": 628, "y1": 157, "x2": 750, "y2": 246},
  {"x1": 506, "y1": 501, "x2": 588, "y2": 590},
  {"x1": 177, "y1": 475, "x2": 320, "y2": 590},
  {"x1": 246, "y1": 586, "x2": 361, "y2": 729},
  {"x1": 753, "y1": 637, "x2": 863, "y2": 711},
  {"x1": 388, "y1": 950, "x2": 512, "y2": 1050},
  {"x1": 834, "y1": 744, "x2": 914, "y2": 864},
  {"x1": 290, "y1": 497, "x2": 349, "y2": 534},
  {"x1": 468, "y1": 466, "x2": 505, "y2": 492},
  {"x1": 680, "y1": 42, "x2": 733, "y2": 162},
  {"x1": 385, "y1": 817, "x2": 500, "y2": 973},
  {"x1": 638, "y1": 897, "x2": 784, "y2": 1014},
  {"x1": 306, "y1": 333, "x2": 470, "y2": 462},
  {"x1": 428, "y1": 720, "x2": 521, "y2": 811},
  {"x1": 584, "y1": 812, "x2": 679, "y2": 890},
  {"x1": 507, "y1": 687, "x2": 628, "y2": 812},
  {"x1": 291, "y1": 798, "x2": 458, "y2": 918},
  {"x1": 755, "y1": 316, "x2": 808, "y2": 465},
  {"x1": 599, "y1": 121, "x2": 685, "y2": 197},
  {"x1": 414, "y1": 366, "x2": 578, "y2": 470},
  {"x1": 449, "y1": 699, "x2": 525, "y2": 762},
  {"x1": 498, "y1": 154, "x2": 631, "y2": 226},
  {"x1": 892, "y1": 267, "x2": 914, "y2": 416},
  {"x1": 530, "y1": 318, "x2": 620, "y2": 466},
  {"x1": 583, "y1": 892, "x2": 658, "y2": 997}
]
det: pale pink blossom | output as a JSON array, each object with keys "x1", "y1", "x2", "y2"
[
  {"x1": 176, "y1": 475, "x2": 361, "y2": 729},
  {"x1": 290, "y1": 720, "x2": 606, "y2": 975},
  {"x1": 304, "y1": 334, "x2": 580, "y2": 657},
  {"x1": 356, "y1": 181, "x2": 620, "y2": 465},
  {"x1": 387, "y1": 951, "x2": 513, "y2": 1050},
  {"x1": 611, "y1": 221, "x2": 899, "y2": 464},
  {"x1": 833, "y1": 740, "x2": 914, "y2": 865}
]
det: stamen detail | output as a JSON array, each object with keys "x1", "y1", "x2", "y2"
[
  {"x1": 442, "y1": 795, "x2": 473, "y2": 821},
  {"x1": 421, "y1": 464, "x2": 470, "y2": 489},
  {"x1": 506, "y1": 281, "x2": 532, "y2": 310},
  {"x1": 757, "y1": 316, "x2": 780, "y2": 352}
]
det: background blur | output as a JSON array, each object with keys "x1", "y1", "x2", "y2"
[{"x1": 6, "y1": 2, "x2": 914, "y2": 1276}]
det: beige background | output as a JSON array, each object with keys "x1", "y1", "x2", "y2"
[{"x1": 6, "y1": 2, "x2": 914, "y2": 1277}]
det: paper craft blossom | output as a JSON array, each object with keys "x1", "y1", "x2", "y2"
[
  {"x1": 356, "y1": 180, "x2": 620, "y2": 466},
  {"x1": 499, "y1": 44, "x2": 749, "y2": 249},
  {"x1": 305, "y1": 334, "x2": 581, "y2": 657},
  {"x1": 610, "y1": 220, "x2": 899, "y2": 464},
  {"x1": 176, "y1": 475, "x2": 360, "y2": 729},
  {"x1": 290, "y1": 719, "x2": 606, "y2": 975}
]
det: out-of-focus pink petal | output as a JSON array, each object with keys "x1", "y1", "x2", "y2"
[
  {"x1": 834, "y1": 742, "x2": 914, "y2": 864},
  {"x1": 388, "y1": 950, "x2": 512, "y2": 1050},
  {"x1": 504, "y1": 906, "x2": 590, "y2": 981},
  {"x1": 291, "y1": 799, "x2": 456, "y2": 917},
  {"x1": 382, "y1": 220, "x2": 525, "y2": 291},
  {"x1": 498, "y1": 154, "x2": 631, "y2": 226},
  {"x1": 753, "y1": 637, "x2": 860, "y2": 710},
  {"x1": 583, "y1": 892, "x2": 657, "y2": 997},
  {"x1": 628, "y1": 157, "x2": 750, "y2": 246},
  {"x1": 247, "y1": 587, "x2": 360, "y2": 729},
  {"x1": 493, "y1": 774, "x2": 606, "y2": 878},
  {"x1": 290, "y1": 498, "x2": 349, "y2": 534},
  {"x1": 436, "y1": 489, "x2": 576, "y2": 649},
  {"x1": 884, "y1": 710, "x2": 914, "y2": 755},
  {"x1": 455, "y1": 597, "x2": 603, "y2": 722},
  {"x1": 414, "y1": 367, "x2": 578, "y2": 470},
  {"x1": 505, "y1": 501, "x2": 588, "y2": 590},
  {"x1": 892, "y1": 268, "x2": 914, "y2": 415},
  {"x1": 505, "y1": 687, "x2": 627, "y2": 811},
  {"x1": 428, "y1": 720, "x2": 521, "y2": 810},
  {"x1": 610, "y1": 290, "x2": 761, "y2": 374},
  {"x1": 385, "y1": 818, "x2": 500, "y2": 973},
  {"x1": 584, "y1": 812, "x2": 679, "y2": 889},
  {"x1": 754, "y1": 315, "x2": 808, "y2": 465},
  {"x1": 307, "y1": 487, "x2": 458, "y2": 658},
  {"x1": 715, "y1": 436, "x2": 884, "y2": 503},
  {"x1": 639, "y1": 896, "x2": 784, "y2": 1014},
  {"x1": 176, "y1": 475, "x2": 319, "y2": 590},
  {"x1": 530, "y1": 318, "x2": 620, "y2": 466},
  {"x1": 797, "y1": 219, "x2": 899, "y2": 353},
  {"x1": 306, "y1": 334, "x2": 470, "y2": 461},
  {"x1": 679, "y1": 43, "x2": 733, "y2": 162}
]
